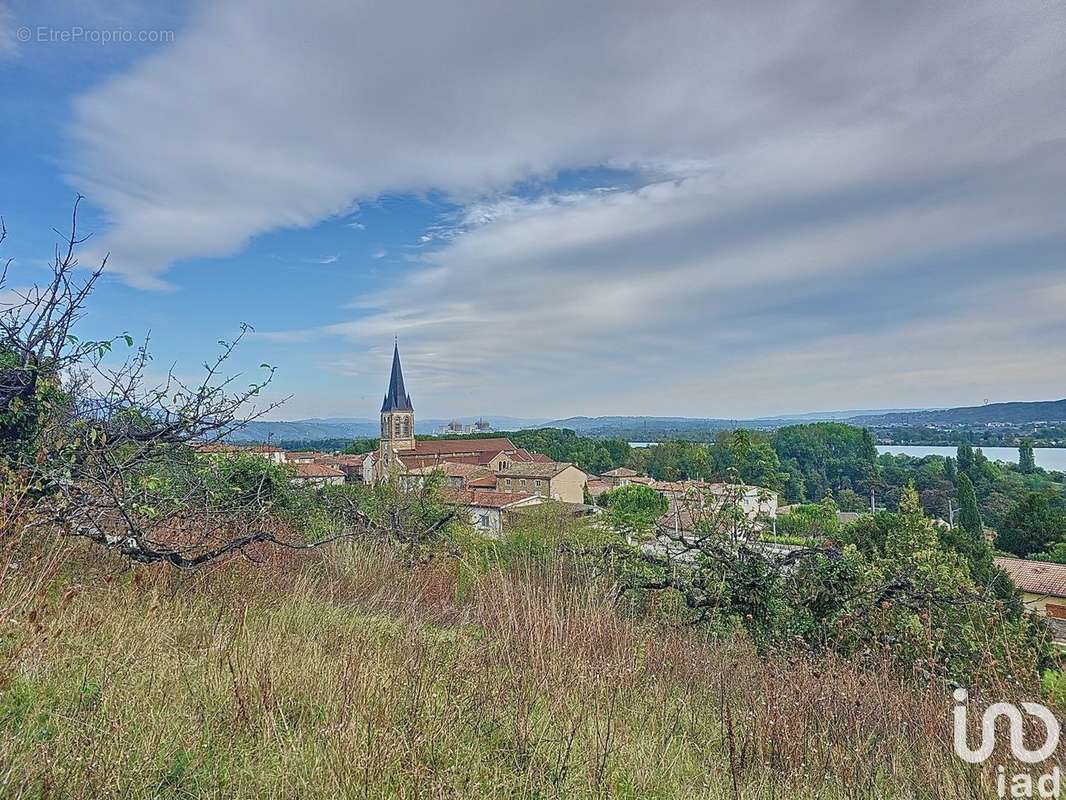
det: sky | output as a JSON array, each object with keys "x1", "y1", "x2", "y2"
[{"x1": 1, "y1": 0, "x2": 1065, "y2": 422}]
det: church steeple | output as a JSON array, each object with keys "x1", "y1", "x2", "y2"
[
  {"x1": 379, "y1": 341, "x2": 415, "y2": 459},
  {"x1": 381, "y1": 340, "x2": 413, "y2": 412}
]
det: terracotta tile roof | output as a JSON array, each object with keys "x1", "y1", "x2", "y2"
[
  {"x1": 285, "y1": 451, "x2": 326, "y2": 462},
  {"x1": 292, "y1": 462, "x2": 345, "y2": 479},
  {"x1": 465, "y1": 473, "x2": 498, "y2": 488},
  {"x1": 314, "y1": 455, "x2": 366, "y2": 466},
  {"x1": 409, "y1": 438, "x2": 517, "y2": 456},
  {"x1": 603, "y1": 467, "x2": 642, "y2": 478},
  {"x1": 510, "y1": 448, "x2": 551, "y2": 463},
  {"x1": 444, "y1": 489, "x2": 539, "y2": 509},
  {"x1": 996, "y1": 557, "x2": 1066, "y2": 599},
  {"x1": 497, "y1": 462, "x2": 578, "y2": 479},
  {"x1": 401, "y1": 453, "x2": 486, "y2": 469},
  {"x1": 407, "y1": 460, "x2": 486, "y2": 478},
  {"x1": 244, "y1": 444, "x2": 284, "y2": 453}
]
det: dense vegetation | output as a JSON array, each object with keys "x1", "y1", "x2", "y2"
[
  {"x1": 334, "y1": 423, "x2": 1066, "y2": 554},
  {"x1": 1, "y1": 531, "x2": 1013, "y2": 799},
  {"x1": 870, "y1": 422, "x2": 1066, "y2": 448}
]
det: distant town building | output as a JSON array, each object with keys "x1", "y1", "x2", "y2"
[
  {"x1": 496, "y1": 462, "x2": 589, "y2": 504},
  {"x1": 435, "y1": 418, "x2": 494, "y2": 436}
]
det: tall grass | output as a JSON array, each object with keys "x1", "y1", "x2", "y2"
[{"x1": 0, "y1": 532, "x2": 1041, "y2": 798}]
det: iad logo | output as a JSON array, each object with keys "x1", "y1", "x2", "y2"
[{"x1": 953, "y1": 688, "x2": 1062, "y2": 798}]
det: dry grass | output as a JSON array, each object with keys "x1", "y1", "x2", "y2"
[{"x1": 0, "y1": 535, "x2": 1025, "y2": 798}]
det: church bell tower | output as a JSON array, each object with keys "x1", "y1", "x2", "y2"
[{"x1": 379, "y1": 341, "x2": 415, "y2": 464}]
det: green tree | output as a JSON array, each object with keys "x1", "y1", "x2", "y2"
[
  {"x1": 772, "y1": 423, "x2": 879, "y2": 501},
  {"x1": 943, "y1": 456, "x2": 957, "y2": 484},
  {"x1": 957, "y1": 472, "x2": 983, "y2": 538},
  {"x1": 1019, "y1": 438, "x2": 1036, "y2": 474},
  {"x1": 775, "y1": 497, "x2": 841, "y2": 541},
  {"x1": 957, "y1": 443, "x2": 975, "y2": 474},
  {"x1": 998, "y1": 493, "x2": 1066, "y2": 558},
  {"x1": 599, "y1": 483, "x2": 668, "y2": 541}
]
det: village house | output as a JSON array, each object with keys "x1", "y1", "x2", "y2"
[
  {"x1": 585, "y1": 477, "x2": 611, "y2": 501},
  {"x1": 404, "y1": 461, "x2": 496, "y2": 489},
  {"x1": 652, "y1": 480, "x2": 778, "y2": 521},
  {"x1": 444, "y1": 489, "x2": 545, "y2": 535},
  {"x1": 192, "y1": 442, "x2": 287, "y2": 464},
  {"x1": 289, "y1": 462, "x2": 346, "y2": 487},
  {"x1": 601, "y1": 467, "x2": 653, "y2": 487},
  {"x1": 995, "y1": 557, "x2": 1066, "y2": 642},
  {"x1": 496, "y1": 462, "x2": 589, "y2": 504},
  {"x1": 241, "y1": 443, "x2": 287, "y2": 464}
]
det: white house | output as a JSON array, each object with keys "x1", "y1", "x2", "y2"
[{"x1": 446, "y1": 489, "x2": 545, "y2": 536}]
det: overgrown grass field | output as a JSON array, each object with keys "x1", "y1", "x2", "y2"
[{"x1": 0, "y1": 529, "x2": 1045, "y2": 799}]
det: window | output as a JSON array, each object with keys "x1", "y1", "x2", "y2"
[
  {"x1": 505, "y1": 478, "x2": 511, "y2": 487},
  {"x1": 534, "y1": 480, "x2": 542, "y2": 487},
  {"x1": 477, "y1": 513, "x2": 490, "y2": 529},
  {"x1": 520, "y1": 479, "x2": 527, "y2": 488},
  {"x1": 402, "y1": 416, "x2": 411, "y2": 437},
  {"x1": 394, "y1": 418, "x2": 402, "y2": 437}
]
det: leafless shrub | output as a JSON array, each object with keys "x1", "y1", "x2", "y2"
[{"x1": 0, "y1": 199, "x2": 449, "y2": 569}]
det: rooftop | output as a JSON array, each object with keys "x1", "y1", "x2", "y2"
[
  {"x1": 497, "y1": 462, "x2": 576, "y2": 479},
  {"x1": 409, "y1": 438, "x2": 517, "y2": 456},
  {"x1": 292, "y1": 462, "x2": 345, "y2": 478},
  {"x1": 444, "y1": 489, "x2": 539, "y2": 509},
  {"x1": 381, "y1": 342, "x2": 414, "y2": 413},
  {"x1": 996, "y1": 557, "x2": 1066, "y2": 599},
  {"x1": 603, "y1": 467, "x2": 642, "y2": 478}
]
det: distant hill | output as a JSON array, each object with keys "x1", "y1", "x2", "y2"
[
  {"x1": 850, "y1": 399, "x2": 1066, "y2": 427},
  {"x1": 228, "y1": 420, "x2": 380, "y2": 443},
  {"x1": 535, "y1": 416, "x2": 740, "y2": 439},
  {"x1": 752, "y1": 408, "x2": 931, "y2": 422},
  {"x1": 226, "y1": 401, "x2": 1066, "y2": 444},
  {"x1": 228, "y1": 415, "x2": 550, "y2": 443},
  {"x1": 533, "y1": 410, "x2": 929, "y2": 439}
]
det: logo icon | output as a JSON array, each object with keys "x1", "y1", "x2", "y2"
[{"x1": 953, "y1": 688, "x2": 1060, "y2": 765}]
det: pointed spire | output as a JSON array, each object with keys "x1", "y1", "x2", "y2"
[{"x1": 381, "y1": 341, "x2": 414, "y2": 412}]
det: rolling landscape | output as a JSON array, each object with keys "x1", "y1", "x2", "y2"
[
  {"x1": 235, "y1": 398, "x2": 1066, "y2": 444},
  {"x1": 4, "y1": 2, "x2": 1066, "y2": 798}
]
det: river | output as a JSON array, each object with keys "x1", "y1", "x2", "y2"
[
  {"x1": 631, "y1": 441, "x2": 1066, "y2": 471},
  {"x1": 876, "y1": 445, "x2": 1066, "y2": 472}
]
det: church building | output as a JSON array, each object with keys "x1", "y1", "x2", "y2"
[
  {"x1": 379, "y1": 340, "x2": 416, "y2": 466},
  {"x1": 373, "y1": 343, "x2": 550, "y2": 481}
]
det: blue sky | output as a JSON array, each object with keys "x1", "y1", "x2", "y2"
[{"x1": 2, "y1": 0, "x2": 1065, "y2": 421}]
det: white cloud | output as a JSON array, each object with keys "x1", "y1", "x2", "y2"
[{"x1": 65, "y1": 0, "x2": 1066, "y2": 413}]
